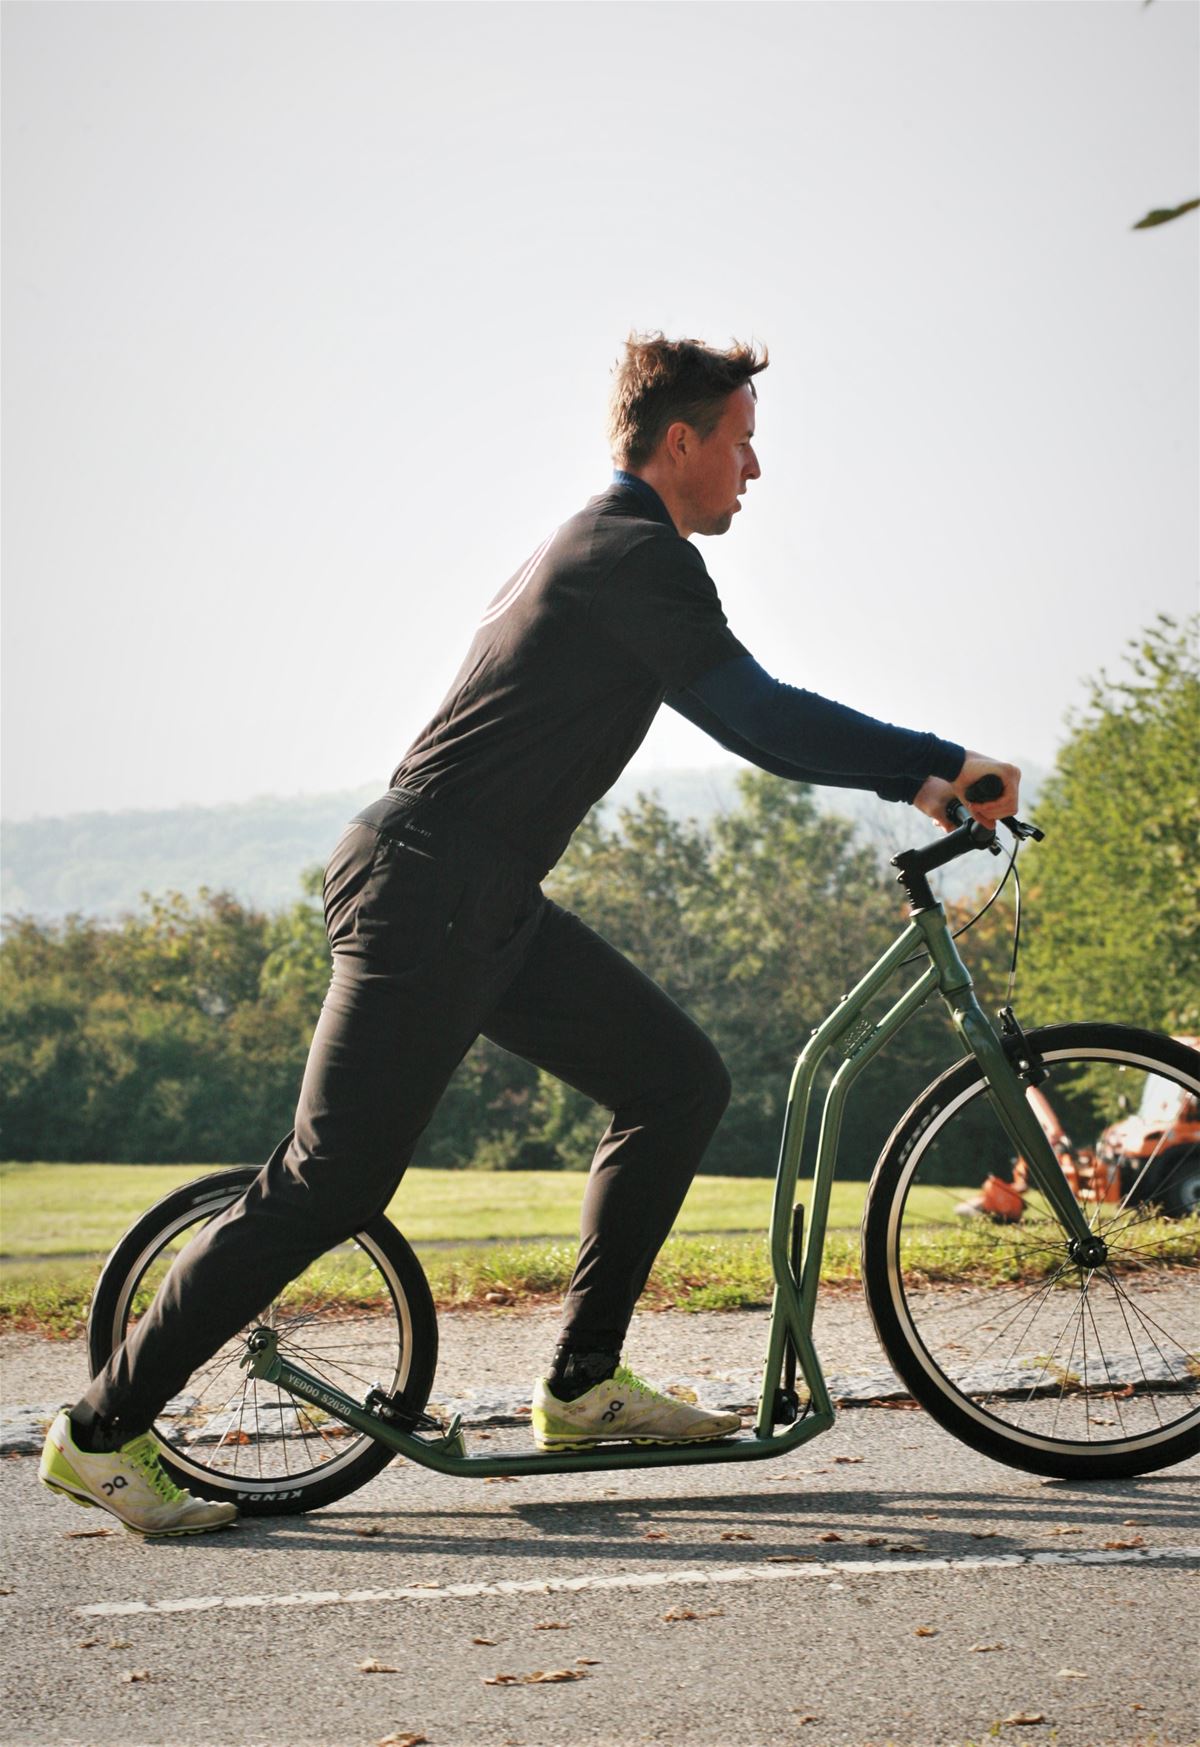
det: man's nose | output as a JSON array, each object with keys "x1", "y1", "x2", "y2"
[{"x1": 744, "y1": 446, "x2": 761, "y2": 479}]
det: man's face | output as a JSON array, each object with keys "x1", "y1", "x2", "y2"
[{"x1": 679, "y1": 383, "x2": 761, "y2": 537}]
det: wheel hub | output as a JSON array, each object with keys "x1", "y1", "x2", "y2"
[{"x1": 1068, "y1": 1233, "x2": 1110, "y2": 1269}]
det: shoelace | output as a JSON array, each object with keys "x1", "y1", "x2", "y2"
[
  {"x1": 123, "y1": 1435, "x2": 187, "y2": 1505},
  {"x1": 611, "y1": 1366, "x2": 668, "y2": 1402}
]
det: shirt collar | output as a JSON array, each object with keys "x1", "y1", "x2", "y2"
[{"x1": 611, "y1": 469, "x2": 675, "y2": 530}]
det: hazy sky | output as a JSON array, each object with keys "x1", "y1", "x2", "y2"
[{"x1": 4, "y1": 0, "x2": 1197, "y2": 822}]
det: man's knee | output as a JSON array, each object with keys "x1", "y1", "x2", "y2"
[
  {"x1": 699, "y1": 1045, "x2": 733, "y2": 1130},
  {"x1": 660, "y1": 1034, "x2": 731, "y2": 1139}
]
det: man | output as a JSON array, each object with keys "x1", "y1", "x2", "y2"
[{"x1": 41, "y1": 334, "x2": 1019, "y2": 1534}]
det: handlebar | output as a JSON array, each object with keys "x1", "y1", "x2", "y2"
[
  {"x1": 948, "y1": 775, "x2": 1044, "y2": 845},
  {"x1": 892, "y1": 774, "x2": 1042, "y2": 911}
]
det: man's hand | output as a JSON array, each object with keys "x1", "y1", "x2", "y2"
[{"x1": 914, "y1": 752, "x2": 1021, "y2": 834}]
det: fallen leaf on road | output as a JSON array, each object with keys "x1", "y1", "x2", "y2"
[
  {"x1": 642, "y1": 1529, "x2": 670, "y2": 1541},
  {"x1": 720, "y1": 1530, "x2": 754, "y2": 1541},
  {"x1": 1002, "y1": 1712, "x2": 1046, "y2": 1726},
  {"x1": 1056, "y1": 1669, "x2": 1088, "y2": 1679},
  {"x1": 358, "y1": 1660, "x2": 399, "y2": 1674},
  {"x1": 534, "y1": 1620, "x2": 569, "y2": 1630},
  {"x1": 969, "y1": 1530, "x2": 998, "y2": 1539},
  {"x1": 472, "y1": 1637, "x2": 496, "y2": 1646},
  {"x1": 969, "y1": 1643, "x2": 1005, "y2": 1653},
  {"x1": 1101, "y1": 1536, "x2": 1145, "y2": 1550},
  {"x1": 1044, "y1": 1525, "x2": 1082, "y2": 1536},
  {"x1": 887, "y1": 1542, "x2": 927, "y2": 1554},
  {"x1": 816, "y1": 1531, "x2": 843, "y2": 1543},
  {"x1": 766, "y1": 1554, "x2": 816, "y2": 1563},
  {"x1": 120, "y1": 1670, "x2": 150, "y2": 1684},
  {"x1": 792, "y1": 1715, "x2": 820, "y2": 1725},
  {"x1": 483, "y1": 1475, "x2": 521, "y2": 1484},
  {"x1": 484, "y1": 1668, "x2": 588, "y2": 1686},
  {"x1": 863, "y1": 1536, "x2": 887, "y2": 1547},
  {"x1": 107, "y1": 1640, "x2": 132, "y2": 1650},
  {"x1": 354, "y1": 1525, "x2": 384, "y2": 1538},
  {"x1": 914, "y1": 1626, "x2": 938, "y2": 1638},
  {"x1": 377, "y1": 1735, "x2": 427, "y2": 1747},
  {"x1": 65, "y1": 1528, "x2": 112, "y2": 1539},
  {"x1": 833, "y1": 1455, "x2": 863, "y2": 1464},
  {"x1": 1121, "y1": 1518, "x2": 1142, "y2": 1526},
  {"x1": 575, "y1": 1657, "x2": 601, "y2": 1666},
  {"x1": 662, "y1": 1606, "x2": 724, "y2": 1621},
  {"x1": 75, "y1": 1639, "x2": 100, "y2": 1650}
]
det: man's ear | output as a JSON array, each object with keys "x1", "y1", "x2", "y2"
[{"x1": 663, "y1": 420, "x2": 693, "y2": 466}]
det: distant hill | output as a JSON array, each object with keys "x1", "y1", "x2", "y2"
[{"x1": 1, "y1": 761, "x2": 1046, "y2": 923}]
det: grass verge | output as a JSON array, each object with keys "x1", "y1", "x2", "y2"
[{"x1": 4, "y1": 1217, "x2": 1194, "y2": 1337}]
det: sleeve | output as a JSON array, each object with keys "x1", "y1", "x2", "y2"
[
  {"x1": 674, "y1": 654, "x2": 965, "y2": 804},
  {"x1": 667, "y1": 683, "x2": 880, "y2": 789},
  {"x1": 591, "y1": 533, "x2": 749, "y2": 693}
]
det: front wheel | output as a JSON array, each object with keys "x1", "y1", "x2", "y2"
[
  {"x1": 862, "y1": 1024, "x2": 1200, "y2": 1479},
  {"x1": 88, "y1": 1164, "x2": 439, "y2": 1515}
]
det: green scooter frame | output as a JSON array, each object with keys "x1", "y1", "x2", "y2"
[{"x1": 240, "y1": 817, "x2": 1082, "y2": 1480}]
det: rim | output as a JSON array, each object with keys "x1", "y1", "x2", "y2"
[
  {"x1": 884, "y1": 1043, "x2": 1200, "y2": 1458},
  {"x1": 105, "y1": 1200, "x2": 413, "y2": 1495}
]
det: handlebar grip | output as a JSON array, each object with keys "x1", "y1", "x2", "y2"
[{"x1": 964, "y1": 773, "x2": 1005, "y2": 805}]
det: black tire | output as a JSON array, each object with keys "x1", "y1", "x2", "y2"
[
  {"x1": 88, "y1": 1165, "x2": 439, "y2": 1515},
  {"x1": 862, "y1": 1024, "x2": 1200, "y2": 1480},
  {"x1": 1139, "y1": 1142, "x2": 1200, "y2": 1220}
]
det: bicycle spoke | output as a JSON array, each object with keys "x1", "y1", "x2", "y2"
[{"x1": 1096, "y1": 1278, "x2": 1166, "y2": 1425}]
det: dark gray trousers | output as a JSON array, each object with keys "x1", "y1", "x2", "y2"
[{"x1": 77, "y1": 790, "x2": 731, "y2": 1444}]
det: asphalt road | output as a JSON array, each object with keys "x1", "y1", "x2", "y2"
[{"x1": 3, "y1": 1392, "x2": 1197, "y2": 1747}]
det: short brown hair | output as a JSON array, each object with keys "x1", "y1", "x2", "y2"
[{"x1": 607, "y1": 332, "x2": 769, "y2": 469}]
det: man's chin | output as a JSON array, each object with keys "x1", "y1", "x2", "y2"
[{"x1": 698, "y1": 512, "x2": 735, "y2": 537}]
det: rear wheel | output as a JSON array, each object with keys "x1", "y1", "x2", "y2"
[
  {"x1": 862, "y1": 1025, "x2": 1200, "y2": 1479},
  {"x1": 88, "y1": 1165, "x2": 438, "y2": 1515}
]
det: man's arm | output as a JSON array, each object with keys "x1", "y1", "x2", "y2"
[
  {"x1": 667, "y1": 681, "x2": 906, "y2": 792},
  {"x1": 668, "y1": 654, "x2": 1020, "y2": 827}
]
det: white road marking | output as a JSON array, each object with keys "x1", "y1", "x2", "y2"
[{"x1": 78, "y1": 1545, "x2": 1199, "y2": 1618}]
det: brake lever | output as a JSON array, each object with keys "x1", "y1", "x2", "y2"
[{"x1": 946, "y1": 795, "x2": 1044, "y2": 844}]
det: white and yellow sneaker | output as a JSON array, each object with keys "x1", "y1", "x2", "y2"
[
  {"x1": 39, "y1": 1410, "x2": 237, "y2": 1537},
  {"x1": 531, "y1": 1365, "x2": 741, "y2": 1452}
]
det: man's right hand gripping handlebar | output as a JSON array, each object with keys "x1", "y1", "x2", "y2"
[{"x1": 913, "y1": 752, "x2": 1021, "y2": 835}]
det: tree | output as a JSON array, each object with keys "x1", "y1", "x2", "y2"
[{"x1": 1021, "y1": 615, "x2": 1199, "y2": 1034}]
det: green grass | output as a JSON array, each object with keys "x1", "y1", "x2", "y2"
[
  {"x1": 1, "y1": 1161, "x2": 882, "y2": 1257},
  {"x1": 5, "y1": 1161, "x2": 1193, "y2": 1337},
  {"x1": 7, "y1": 1216, "x2": 1193, "y2": 1338}
]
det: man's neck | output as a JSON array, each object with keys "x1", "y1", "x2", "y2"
[{"x1": 612, "y1": 467, "x2": 687, "y2": 537}]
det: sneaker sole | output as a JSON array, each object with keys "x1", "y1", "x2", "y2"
[
  {"x1": 533, "y1": 1429, "x2": 741, "y2": 1453},
  {"x1": 40, "y1": 1475, "x2": 236, "y2": 1538}
]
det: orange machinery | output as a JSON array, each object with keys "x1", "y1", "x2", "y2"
[{"x1": 960, "y1": 1036, "x2": 1200, "y2": 1221}]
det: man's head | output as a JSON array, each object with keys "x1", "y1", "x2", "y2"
[{"x1": 607, "y1": 333, "x2": 767, "y2": 538}]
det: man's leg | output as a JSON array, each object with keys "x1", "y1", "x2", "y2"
[
  {"x1": 73, "y1": 953, "x2": 485, "y2": 1449},
  {"x1": 482, "y1": 900, "x2": 733, "y2": 1392},
  {"x1": 73, "y1": 816, "x2": 529, "y2": 1452}
]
